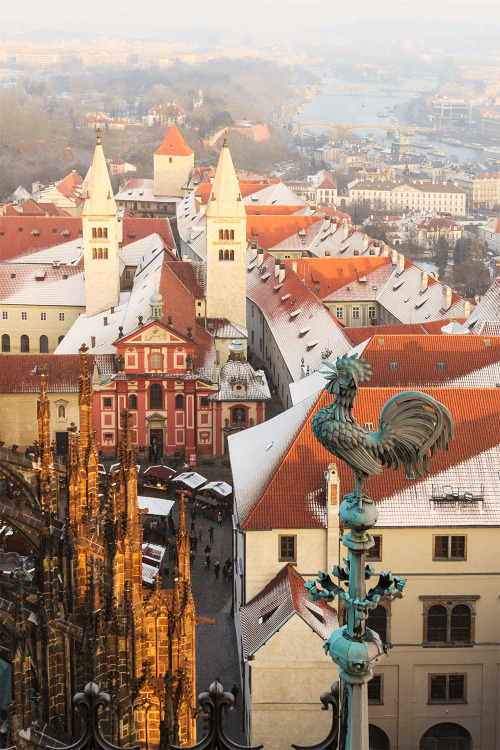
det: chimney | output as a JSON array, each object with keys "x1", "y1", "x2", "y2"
[
  {"x1": 292, "y1": 261, "x2": 297, "y2": 272},
  {"x1": 118, "y1": 326, "x2": 123, "y2": 338},
  {"x1": 325, "y1": 250, "x2": 331, "y2": 257},
  {"x1": 274, "y1": 257, "x2": 280, "y2": 278},
  {"x1": 363, "y1": 234, "x2": 369, "y2": 251},
  {"x1": 343, "y1": 219, "x2": 349, "y2": 239},
  {"x1": 391, "y1": 249, "x2": 398, "y2": 266},
  {"x1": 279, "y1": 263, "x2": 286, "y2": 284},
  {"x1": 464, "y1": 300, "x2": 470, "y2": 318},
  {"x1": 91, "y1": 336, "x2": 96, "y2": 347},
  {"x1": 256, "y1": 249, "x2": 264, "y2": 268},
  {"x1": 397, "y1": 253, "x2": 405, "y2": 275},
  {"x1": 182, "y1": 254, "x2": 189, "y2": 262},
  {"x1": 103, "y1": 317, "x2": 108, "y2": 326},
  {"x1": 116, "y1": 217, "x2": 123, "y2": 243},
  {"x1": 442, "y1": 284, "x2": 452, "y2": 311},
  {"x1": 382, "y1": 245, "x2": 389, "y2": 257},
  {"x1": 420, "y1": 271, "x2": 428, "y2": 294},
  {"x1": 251, "y1": 241, "x2": 258, "y2": 260},
  {"x1": 110, "y1": 306, "x2": 114, "y2": 314}
]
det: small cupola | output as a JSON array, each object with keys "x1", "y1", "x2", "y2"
[
  {"x1": 228, "y1": 339, "x2": 246, "y2": 361},
  {"x1": 149, "y1": 282, "x2": 163, "y2": 319}
]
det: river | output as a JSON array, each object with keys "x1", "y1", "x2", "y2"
[{"x1": 297, "y1": 74, "x2": 483, "y2": 165}]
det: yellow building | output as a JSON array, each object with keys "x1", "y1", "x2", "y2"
[
  {"x1": 230, "y1": 387, "x2": 500, "y2": 750},
  {"x1": 206, "y1": 135, "x2": 248, "y2": 331},
  {"x1": 153, "y1": 123, "x2": 194, "y2": 198},
  {"x1": 0, "y1": 264, "x2": 85, "y2": 354}
]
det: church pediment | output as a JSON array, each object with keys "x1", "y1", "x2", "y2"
[{"x1": 116, "y1": 320, "x2": 194, "y2": 347}]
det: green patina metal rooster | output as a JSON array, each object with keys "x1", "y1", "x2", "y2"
[{"x1": 312, "y1": 354, "x2": 454, "y2": 506}]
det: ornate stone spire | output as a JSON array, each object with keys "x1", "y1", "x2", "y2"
[{"x1": 207, "y1": 138, "x2": 245, "y2": 219}]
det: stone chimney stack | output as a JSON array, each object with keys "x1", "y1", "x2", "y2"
[
  {"x1": 397, "y1": 253, "x2": 405, "y2": 275},
  {"x1": 343, "y1": 219, "x2": 349, "y2": 239},
  {"x1": 292, "y1": 260, "x2": 297, "y2": 273},
  {"x1": 251, "y1": 241, "x2": 258, "y2": 260},
  {"x1": 391, "y1": 248, "x2": 398, "y2": 266},
  {"x1": 279, "y1": 263, "x2": 286, "y2": 284},
  {"x1": 274, "y1": 257, "x2": 280, "y2": 278},
  {"x1": 442, "y1": 284, "x2": 452, "y2": 311},
  {"x1": 256, "y1": 249, "x2": 264, "y2": 267},
  {"x1": 420, "y1": 271, "x2": 428, "y2": 294}
]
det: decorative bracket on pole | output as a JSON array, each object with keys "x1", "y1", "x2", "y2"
[
  {"x1": 170, "y1": 680, "x2": 263, "y2": 750},
  {"x1": 46, "y1": 682, "x2": 139, "y2": 750}
]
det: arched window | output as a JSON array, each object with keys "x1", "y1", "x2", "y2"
[
  {"x1": 20, "y1": 334, "x2": 29, "y2": 353},
  {"x1": 58, "y1": 405, "x2": 65, "y2": 419},
  {"x1": 97, "y1": 227, "x2": 103, "y2": 238},
  {"x1": 450, "y1": 605, "x2": 471, "y2": 642},
  {"x1": 175, "y1": 394, "x2": 184, "y2": 410},
  {"x1": 224, "y1": 249, "x2": 229, "y2": 260},
  {"x1": 150, "y1": 384, "x2": 163, "y2": 410},
  {"x1": 420, "y1": 723, "x2": 471, "y2": 750},
  {"x1": 229, "y1": 229, "x2": 234, "y2": 240},
  {"x1": 98, "y1": 248, "x2": 103, "y2": 258},
  {"x1": 229, "y1": 249, "x2": 234, "y2": 260},
  {"x1": 92, "y1": 248, "x2": 97, "y2": 259},
  {"x1": 92, "y1": 227, "x2": 97, "y2": 238},
  {"x1": 427, "y1": 605, "x2": 447, "y2": 642},
  {"x1": 219, "y1": 249, "x2": 224, "y2": 260},
  {"x1": 219, "y1": 229, "x2": 224, "y2": 240},
  {"x1": 103, "y1": 248, "x2": 108, "y2": 259},
  {"x1": 58, "y1": 335, "x2": 64, "y2": 344},
  {"x1": 369, "y1": 725, "x2": 390, "y2": 750},
  {"x1": 103, "y1": 228, "x2": 108, "y2": 238},
  {"x1": 367, "y1": 605, "x2": 388, "y2": 643},
  {"x1": 1, "y1": 334, "x2": 10, "y2": 352},
  {"x1": 129, "y1": 394, "x2": 137, "y2": 410},
  {"x1": 224, "y1": 229, "x2": 229, "y2": 240},
  {"x1": 39, "y1": 335, "x2": 49, "y2": 353}
]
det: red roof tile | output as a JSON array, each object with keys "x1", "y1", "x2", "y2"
[
  {"x1": 246, "y1": 215, "x2": 323, "y2": 250},
  {"x1": 154, "y1": 124, "x2": 193, "y2": 157},
  {"x1": 344, "y1": 321, "x2": 468, "y2": 346},
  {"x1": 245, "y1": 205, "x2": 304, "y2": 216},
  {"x1": 0, "y1": 354, "x2": 116, "y2": 393},
  {"x1": 242, "y1": 387, "x2": 500, "y2": 530},
  {"x1": 282, "y1": 257, "x2": 391, "y2": 298}
]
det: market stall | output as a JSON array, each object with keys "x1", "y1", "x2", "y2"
[
  {"x1": 171, "y1": 472, "x2": 206, "y2": 500},
  {"x1": 143, "y1": 465, "x2": 176, "y2": 492}
]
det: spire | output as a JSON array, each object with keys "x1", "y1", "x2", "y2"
[
  {"x1": 223, "y1": 130, "x2": 228, "y2": 148},
  {"x1": 82, "y1": 132, "x2": 116, "y2": 217},
  {"x1": 154, "y1": 124, "x2": 194, "y2": 157},
  {"x1": 36, "y1": 366, "x2": 53, "y2": 497},
  {"x1": 207, "y1": 140, "x2": 246, "y2": 219},
  {"x1": 175, "y1": 493, "x2": 191, "y2": 587}
]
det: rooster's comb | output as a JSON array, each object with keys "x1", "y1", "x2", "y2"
[{"x1": 321, "y1": 354, "x2": 373, "y2": 383}]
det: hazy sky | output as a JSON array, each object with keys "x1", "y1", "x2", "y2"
[{"x1": 3, "y1": 0, "x2": 500, "y2": 41}]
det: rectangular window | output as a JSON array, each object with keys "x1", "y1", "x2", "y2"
[
  {"x1": 433, "y1": 535, "x2": 466, "y2": 560},
  {"x1": 103, "y1": 397, "x2": 112, "y2": 408},
  {"x1": 368, "y1": 306, "x2": 376, "y2": 319},
  {"x1": 336, "y1": 307, "x2": 343, "y2": 320},
  {"x1": 21, "y1": 312, "x2": 27, "y2": 320},
  {"x1": 125, "y1": 270, "x2": 132, "y2": 280},
  {"x1": 200, "y1": 397, "x2": 209, "y2": 407},
  {"x1": 352, "y1": 307, "x2": 360, "y2": 319},
  {"x1": 279, "y1": 535, "x2": 296, "y2": 562},
  {"x1": 366, "y1": 535, "x2": 382, "y2": 561},
  {"x1": 389, "y1": 362, "x2": 398, "y2": 371},
  {"x1": 150, "y1": 353, "x2": 162, "y2": 369},
  {"x1": 2, "y1": 311, "x2": 7, "y2": 320},
  {"x1": 59, "y1": 312, "x2": 65, "y2": 322},
  {"x1": 429, "y1": 674, "x2": 466, "y2": 703},
  {"x1": 40, "y1": 312, "x2": 47, "y2": 321},
  {"x1": 368, "y1": 675, "x2": 383, "y2": 704}
]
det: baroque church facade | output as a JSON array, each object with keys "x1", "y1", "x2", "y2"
[{"x1": 1, "y1": 352, "x2": 197, "y2": 748}]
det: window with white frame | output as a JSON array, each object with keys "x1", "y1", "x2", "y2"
[
  {"x1": 352, "y1": 307, "x2": 360, "y2": 319},
  {"x1": 2, "y1": 311, "x2": 7, "y2": 320},
  {"x1": 336, "y1": 307, "x2": 343, "y2": 320}
]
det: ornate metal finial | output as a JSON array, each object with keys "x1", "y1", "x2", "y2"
[
  {"x1": 138, "y1": 315, "x2": 143, "y2": 328},
  {"x1": 96, "y1": 128, "x2": 101, "y2": 146},
  {"x1": 170, "y1": 680, "x2": 262, "y2": 750},
  {"x1": 307, "y1": 354, "x2": 455, "y2": 750},
  {"x1": 46, "y1": 682, "x2": 139, "y2": 750}
]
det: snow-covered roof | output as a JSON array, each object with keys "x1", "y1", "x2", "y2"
[
  {"x1": 171, "y1": 472, "x2": 206, "y2": 489},
  {"x1": 138, "y1": 496, "x2": 175, "y2": 516}
]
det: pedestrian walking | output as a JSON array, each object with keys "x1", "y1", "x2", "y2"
[
  {"x1": 197, "y1": 526, "x2": 202, "y2": 542},
  {"x1": 222, "y1": 564, "x2": 228, "y2": 582},
  {"x1": 209, "y1": 525, "x2": 214, "y2": 543},
  {"x1": 231, "y1": 684, "x2": 239, "y2": 705},
  {"x1": 224, "y1": 557, "x2": 232, "y2": 570},
  {"x1": 216, "y1": 510, "x2": 222, "y2": 527},
  {"x1": 214, "y1": 561, "x2": 220, "y2": 579},
  {"x1": 193, "y1": 536, "x2": 198, "y2": 552},
  {"x1": 204, "y1": 553, "x2": 211, "y2": 570},
  {"x1": 227, "y1": 564, "x2": 233, "y2": 581},
  {"x1": 204, "y1": 544, "x2": 211, "y2": 555}
]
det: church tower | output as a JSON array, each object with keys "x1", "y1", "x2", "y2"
[
  {"x1": 206, "y1": 135, "x2": 247, "y2": 328},
  {"x1": 153, "y1": 124, "x2": 194, "y2": 198},
  {"x1": 82, "y1": 131, "x2": 120, "y2": 317}
]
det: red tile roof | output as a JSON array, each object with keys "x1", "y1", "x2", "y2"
[
  {"x1": 56, "y1": 171, "x2": 83, "y2": 199},
  {"x1": 166, "y1": 261, "x2": 205, "y2": 299},
  {"x1": 242, "y1": 387, "x2": 500, "y2": 530},
  {"x1": 246, "y1": 215, "x2": 323, "y2": 250},
  {"x1": 358, "y1": 334, "x2": 500, "y2": 387},
  {"x1": 245, "y1": 205, "x2": 304, "y2": 216},
  {"x1": 0, "y1": 216, "x2": 176, "y2": 262},
  {"x1": 195, "y1": 180, "x2": 275, "y2": 206},
  {"x1": 344, "y1": 321, "x2": 468, "y2": 345},
  {"x1": 314, "y1": 207, "x2": 351, "y2": 221},
  {"x1": 282, "y1": 256, "x2": 391, "y2": 298},
  {"x1": 154, "y1": 124, "x2": 194, "y2": 157},
  {"x1": 317, "y1": 172, "x2": 337, "y2": 189},
  {"x1": 0, "y1": 354, "x2": 116, "y2": 393}
]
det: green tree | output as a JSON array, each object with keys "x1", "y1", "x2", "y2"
[{"x1": 451, "y1": 260, "x2": 491, "y2": 298}]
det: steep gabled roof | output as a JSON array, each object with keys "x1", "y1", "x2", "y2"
[
  {"x1": 240, "y1": 565, "x2": 338, "y2": 659},
  {"x1": 283, "y1": 256, "x2": 391, "y2": 300},
  {"x1": 467, "y1": 277, "x2": 500, "y2": 334},
  {"x1": 239, "y1": 387, "x2": 500, "y2": 530},
  {"x1": 0, "y1": 354, "x2": 116, "y2": 393},
  {"x1": 154, "y1": 124, "x2": 193, "y2": 157},
  {"x1": 246, "y1": 215, "x2": 323, "y2": 250}
]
